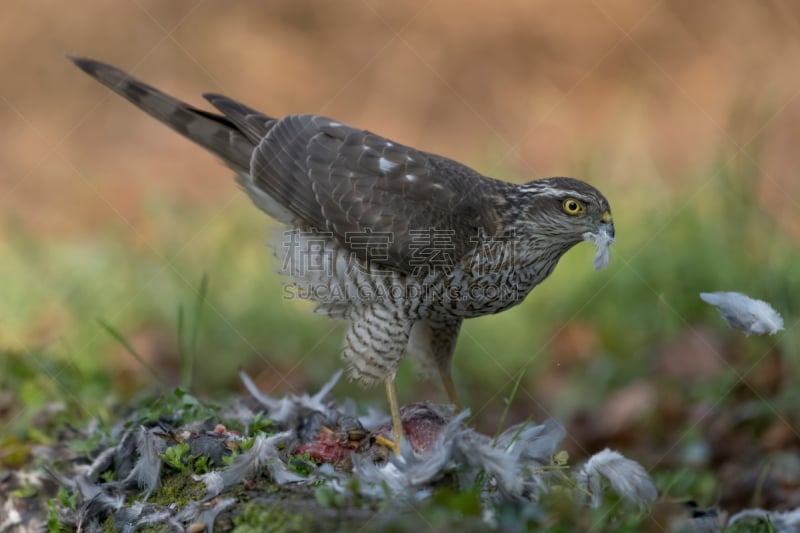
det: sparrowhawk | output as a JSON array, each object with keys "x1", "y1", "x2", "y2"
[{"x1": 70, "y1": 57, "x2": 614, "y2": 454}]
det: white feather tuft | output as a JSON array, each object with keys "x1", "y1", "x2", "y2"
[
  {"x1": 575, "y1": 448, "x2": 657, "y2": 508},
  {"x1": 195, "y1": 471, "x2": 225, "y2": 498},
  {"x1": 219, "y1": 432, "x2": 302, "y2": 488},
  {"x1": 582, "y1": 227, "x2": 614, "y2": 270},
  {"x1": 129, "y1": 427, "x2": 164, "y2": 494},
  {"x1": 240, "y1": 369, "x2": 341, "y2": 425},
  {"x1": 728, "y1": 507, "x2": 800, "y2": 530},
  {"x1": 700, "y1": 291, "x2": 784, "y2": 335}
]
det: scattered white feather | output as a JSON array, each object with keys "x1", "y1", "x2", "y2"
[
  {"x1": 666, "y1": 504, "x2": 720, "y2": 533},
  {"x1": 74, "y1": 474, "x2": 109, "y2": 501},
  {"x1": 358, "y1": 407, "x2": 390, "y2": 430},
  {"x1": 0, "y1": 499, "x2": 22, "y2": 529},
  {"x1": 45, "y1": 372, "x2": 668, "y2": 528},
  {"x1": 176, "y1": 497, "x2": 236, "y2": 531},
  {"x1": 346, "y1": 412, "x2": 566, "y2": 501},
  {"x1": 239, "y1": 370, "x2": 281, "y2": 411},
  {"x1": 197, "y1": 497, "x2": 236, "y2": 530},
  {"x1": 74, "y1": 475, "x2": 126, "y2": 520},
  {"x1": 575, "y1": 448, "x2": 657, "y2": 509},
  {"x1": 126, "y1": 426, "x2": 164, "y2": 494},
  {"x1": 496, "y1": 418, "x2": 565, "y2": 466},
  {"x1": 495, "y1": 419, "x2": 566, "y2": 496},
  {"x1": 461, "y1": 432, "x2": 522, "y2": 494},
  {"x1": 582, "y1": 226, "x2": 614, "y2": 270},
  {"x1": 313, "y1": 368, "x2": 343, "y2": 403},
  {"x1": 126, "y1": 507, "x2": 181, "y2": 532},
  {"x1": 198, "y1": 432, "x2": 302, "y2": 498},
  {"x1": 240, "y1": 369, "x2": 342, "y2": 425},
  {"x1": 351, "y1": 455, "x2": 428, "y2": 500},
  {"x1": 700, "y1": 292, "x2": 784, "y2": 335},
  {"x1": 109, "y1": 502, "x2": 147, "y2": 531},
  {"x1": 14, "y1": 469, "x2": 45, "y2": 490},
  {"x1": 728, "y1": 507, "x2": 800, "y2": 531},
  {"x1": 86, "y1": 443, "x2": 120, "y2": 480},
  {"x1": 195, "y1": 471, "x2": 225, "y2": 498},
  {"x1": 349, "y1": 412, "x2": 473, "y2": 499}
]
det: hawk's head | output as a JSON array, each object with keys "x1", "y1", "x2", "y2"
[{"x1": 514, "y1": 177, "x2": 613, "y2": 242}]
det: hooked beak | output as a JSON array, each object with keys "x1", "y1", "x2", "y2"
[{"x1": 600, "y1": 211, "x2": 615, "y2": 239}]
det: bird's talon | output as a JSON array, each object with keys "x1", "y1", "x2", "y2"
[
  {"x1": 344, "y1": 429, "x2": 368, "y2": 449},
  {"x1": 374, "y1": 434, "x2": 401, "y2": 455}
]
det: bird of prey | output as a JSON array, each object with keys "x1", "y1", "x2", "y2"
[{"x1": 70, "y1": 57, "x2": 614, "y2": 454}]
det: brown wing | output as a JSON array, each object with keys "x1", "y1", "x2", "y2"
[{"x1": 249, "y1": 115, "x2": 504, "y2": 274}]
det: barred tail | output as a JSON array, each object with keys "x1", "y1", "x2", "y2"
[{"x1": 69, "y1": 56, "x2": 256, "y2": 172}]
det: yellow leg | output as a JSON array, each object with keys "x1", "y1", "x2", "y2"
[
  {"x1": 440, "y1": 369, "x2": 461, "y2": 411},
  {"x1": 379, "y1": 378, "x2": 403, "y2": 455}
]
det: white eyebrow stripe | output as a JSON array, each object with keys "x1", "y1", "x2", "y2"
[
  {"x1": 520, "y1": 183, "x2": 595, "y2": 204},
  {"x1": 519, "y1": 185, "x2": 588, "y2": 199},
  {"x1": 379, "y1": 157, "x2": 399, "y2": 172}
]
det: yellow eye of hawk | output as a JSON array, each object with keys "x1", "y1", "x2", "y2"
[{"x1": 562, "y1": 198, "x2": 585, "y2": 215}]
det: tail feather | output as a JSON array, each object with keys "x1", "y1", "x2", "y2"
[
  {"x1": 203, "y1": 93, "x2": 277, "y2": 145},
  {"x1": 68, "y1": 56, "x2": 255, "y2": 171}
]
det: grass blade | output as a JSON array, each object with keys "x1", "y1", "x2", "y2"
[
  {"x1": 190, "y1": 273, "x2": 208, "y2": 363},
  {"x1": 97, "y1": 319, "x2": 165, "y2": 389},
  {"x1": 177, "y1": 302, "x2": 187, "y2": 390},
  {"x1": 492, "y1": 368, "x2": 525, "y2": 445},
  {"x1": 180, "y1": 273, "x2": 208, "y2": 391}
]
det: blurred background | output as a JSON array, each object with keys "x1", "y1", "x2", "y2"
[{"x1": 2, "y1": 0, "x2": 800, "y2": 508}]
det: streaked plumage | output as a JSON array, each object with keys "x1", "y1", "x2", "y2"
[{"x1": 70, "y1": 57, "x2": 614, "y2": 453}]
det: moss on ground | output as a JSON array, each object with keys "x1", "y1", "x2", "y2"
[
  {"x1": 232, "y1": 501, "x2": 311, "y2": 533},
  {"x1": 149, "y1": 472, "x2": 207, "y2": 507}
]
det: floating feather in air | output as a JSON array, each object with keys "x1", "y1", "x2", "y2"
[{"x1": 700, "y1": 292, "x2": 784, "y2": 336}]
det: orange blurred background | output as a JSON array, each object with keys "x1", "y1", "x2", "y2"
[{"x1": 2, "y1": 0, "x2": 800, "y2": 238}]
